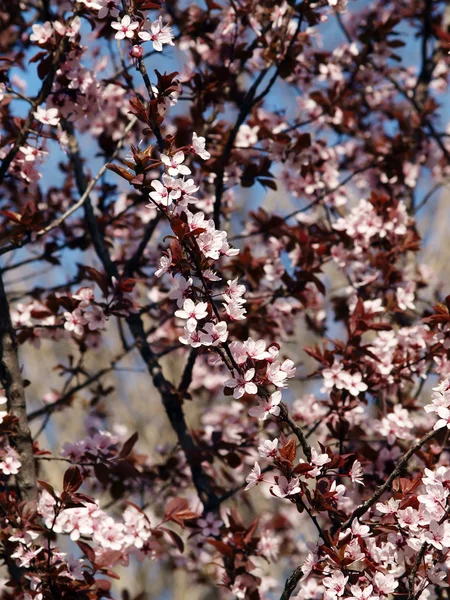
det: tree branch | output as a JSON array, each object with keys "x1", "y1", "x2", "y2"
[
  {"x1": 0, "y1": 117, "x2": 137, "y2": 257},
  {"x1": 0, "y1": 269, "x2": 37, "y2": 502},
  {"x1": 279, "y1": 402, "x2": 311, "y2": 462},
  {"x1": 177, "y1": 348, "x2": 199, "y2": 396},
  {"x1": 64, "y1": 124, "x2": 220, "y2": 511},
  {"x1": 279, "y1": 566, "x2": 303, "y2": 600},
  {"x1": 123, "y1": 213, "x2": 161, "y2": 278},
  {"x1": 341, "y1": 428, "x2": 437, "y2": 530},
  {"x1": 212, "y1": 9, "x2": 306, "y2": 228},
  {"x1": 280, "y1": 429, "x2": 437, "y2": 599},
  {"x1": 408, "y1": 541, "x2": 428, "y2": 600},
  {"x1": 212, "y1": 68, "x2": 269, "y2": 228},
  {"x1": 0, "y1": 14, "x2": 76, "y2": 184},
  {"x1": 135, "y1": 58, "x2": 165, "y2": 153}
]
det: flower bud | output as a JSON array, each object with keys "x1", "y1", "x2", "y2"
[{"x1": 130, "y1": 45, "x2": 143, "y2": 59}]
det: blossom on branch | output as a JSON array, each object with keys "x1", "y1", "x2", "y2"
[
  {"x1": 138, "y1": 17, "x2": 175, "y2": 52},
  {"x1": 111, "y1": 15, "x2": 139, "y2": 40}
]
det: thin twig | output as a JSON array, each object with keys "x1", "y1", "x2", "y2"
[
  {"x1": 342, "y1": 428, "x2": 437, "y2": 530},
  {"x1": 0, "y1": 14, "x2": 77, "y2": 183},
  {"x1": 279, "y1": 402, "x2": 311, "y2": 462},
  {"x1": 0, "y1": 118, "x2": 137, "y2": 257}
]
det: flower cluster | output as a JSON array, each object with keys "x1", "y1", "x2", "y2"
[
  {"x1": 111, "y1": 13, "x2": 174, "y2": 52},
  {"x1": 3, "y1": 0, "x2": 450, "y2": 599}
]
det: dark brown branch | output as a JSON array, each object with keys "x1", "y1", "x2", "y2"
[
  {"x1": 408, "y1": 541, "x2": 428, "y2": 600},
  {"x1": 2, "y1": 172, "x2": 146, "y2": 275},
  {"x1": 104, "y1": 40, "x2": 181, "y2": 84},
  {"x1": 281, "y1": 424, "x2": 436, "y2": 600},
  {"x1": 414, "y1": 0, "x2": 435, "y2": 109},
  {"x1": 279, "y1": 402, "x2": 311, "y2": 462},
  {"x1": 28, "y1": 343, "x2": 134, "y2": 422},
  {"x1": 212, "y1": 11, "x2": 304, "y2": 228},
  {"x1": 253, "y1": 14, "x2": 304, "y2": 106},
  {"x1": 407, "y1": 506, "x2": 450, "y2": 598},
  {"x1": 123, "y1": 214, "x2": 161, "y2": 278},
  {"x1": 0, "y1": 118, "x2": 137, "y2": 258},
  {"x1": 64, "y1": 124, "x2": 220, "y2": 511},
  {"x1": 342, "y1": 428, "x2": 437, "y2": 530},
  {"x1": 375, "y1": 67, "x2": 450, "y2": 166},
  {"x1": 0, "y1": 269, "x2": 37, "y2": 502},
  {"x1": 136, "y1": 59, "x2": 165, "y2": 153},
  {"x1": 212, "y1": 67, "x2": 269, "y2": 229},
  {"x1": 178, "y1": 348, "x2": 199, "y2": 396},
  {"x1": 414, "y1": 179, "x2": 450, "y2": 214},
  {"x1": 284, "y1": 159, "x2": 385, "y2": 221},
  {"x1": 279, "y1": 566, "x2": 303, "y2": 600},
  {"x1": 124, "y1": 313, "x2": 221, "y2": 511},
  {"x1": 27, "y1": 318, "x2": 171, "y2": 423},
  {"x1": 281, "y1": 430, "x2": 438, "y2": 600}
]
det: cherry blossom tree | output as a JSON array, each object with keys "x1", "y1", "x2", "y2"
[{"x1": 1, "y1": 0, "x2": 450, "y2": 598}]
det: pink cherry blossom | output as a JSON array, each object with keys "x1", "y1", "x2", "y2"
[
  {"x1": 111, "y1": 14, "x2": 139, "y2": 40},
  {"x1": 248, "y1": 390, "x2": 281, "y2": 421},
  {"x1": 245, "y1": 461, "x2": 263, "y2": 490},
  {"x1": 223, "y1": 298, "x2": 247, "y2": 320},
  {"x1": 199, "y1": 321, "x2": 228, "y2": 346},
  {"x1": 346, "y1": 372, "x2": 368, "y2": 396},
  {"x1": 84, "y1": 306, "x2": 107, "y2": 331},
  {"x1": 33, "y1": 106, "x2": 60, "y2": 126},
  {"x1": 30, "y1": 22, "x2": 53, "y2": 44},
  {"x1": 323, "y1": 361, "x2": 348, "y2": 390},
  {"x1": 19, "y1": 145, "x2": 47, "y2": 162},
  {"x1": 11, "y1": 546, "x2": 43, "y2": 568},
  {"x1": 323, "y1": 570, "x2": 349, "y2": 598},
  {"x1": 197, "y1": 513, "x2": 222, "y2": 536},
  {"x1": 235, "y1": 124, "x2": 259, "y2": 148},
  {"x1": 169, "y1": 274, "x2": 192, "y2": 307},
  {"x1": 258, "y1": 438, "x2": 278, "y2": 458},
  {"x1": 242, "y1": 338, "x2": 270, "y2": 361},
  {"x1": 192, "y1": 132, "x2": 211, "y2": 160},
  {"x1": 63, "y1": 309, "x2": 87, "y2": 337},
  {"x1": 160, "y1": 151, "x2": 191, "y2": 177},
  {"x1": 272, "y1": 475, "x2": 301, "y2": 498},
  {"x1": 397, "y1": 506, "x2": 421, "y2": 531},
  {"x1": 97, "y1": 0, "x2": 119, "y2": 19},
  {"x1": 174, "y1": 299, "x2": 208, "y2": 332},
  {"x1": 225, "y1": 368, "x2": 258, "y2": 399},
  {"x1": 373, "y1": 573, "x2": 398, "y2": 596},
  {"x1": 73, "y1": 286, "x2": 95, "y2": 308},
  {"x1": 266, "y1": 361, "x2": 290, "y2": 388},
  {"x1": 149, "y1": 179, "x2": 181, "y2": 207},
  {"x1": 434, "y1": 405, "x2": 450, "y2": 430},
  {"x1": 423, "y1": 520, "x2": 450, "y2": 550},
  {"x1": 138, "y1": 17, "x2": 175, "y2": 52},
  {"x1": 396, "y1": 285, "x2": 416, "y2": 311},
  {"x1": 350, "y1": 460, "x2": 364, "y2": 485},
  {"x1": 348, "y1": 584, "x2": 379, "y2": 600},
  {"x1": 155, "y1": 249, "x2": 172, "y2": 277},
  {"x1": 179, "y1": 327, "x2": 202, "y2": 348},
  {"x1": 0, "y1": 447, "x2": 21, "y2": 475}
]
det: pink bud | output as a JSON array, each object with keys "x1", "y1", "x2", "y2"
[{"x1": 130, "y1": 45, "x2": 143, "y2": 59}]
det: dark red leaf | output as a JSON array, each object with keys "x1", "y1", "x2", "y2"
[
  {"x1": 77, "y1": 540, "x2": 96, "y2": 564},
  {"x1": 206, "y1": 539, "x2": 234, "y2": 558},
  {"x1": 118, "y1": 432, "x2": 139, "y2": 459},
  {"x1": 38, "y1": 480, "x2": 57, "y2": 498},
  {"x1": 161, "y1": 527, "x2": 184, "y2": 552},
  {"x1": 63, "y1": 466, "x2": 83, "y2": 493},
  {"x1": 163, "y1": 497, "x2": 201, "y2": 527}
]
